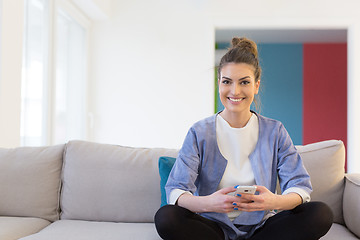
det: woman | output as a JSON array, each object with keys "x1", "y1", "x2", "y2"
[{"x1": 154, "y1": 37, "x2": 333, "y2": 240}]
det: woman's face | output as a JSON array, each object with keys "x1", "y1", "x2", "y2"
[{"x1": 218, "y1": 62, "x2": 260, "y2": 115}]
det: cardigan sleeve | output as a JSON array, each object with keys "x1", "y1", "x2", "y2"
[
  {"x1": 165, "y1": 127, "x2": 201, "y2": 204},
  {"x1": 276, "y1": 123, "x2": 312, "y2": 202},
  {"x1": 168, "y1": 189, "x2": 193, "y2": 205},
  {"x1": 282, "y1": 187, "x2": 311, "y2": 203}
]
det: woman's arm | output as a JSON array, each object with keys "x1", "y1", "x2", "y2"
[
  {"x1": 165, "y1": 128, "x2": 201, "y2": 203},
  {"x1": 276, "y1": 124, "x2": 312, "y2": 201}
]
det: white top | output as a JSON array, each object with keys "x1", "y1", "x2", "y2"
[
  {"x1": 216, "y1": 113, "x2": 258, "y2": 220},
  {"x1": 216, "y1": 113, "x2": 258, "y2": 190}
]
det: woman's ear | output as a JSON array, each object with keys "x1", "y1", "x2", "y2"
[{"x1": 255, "y1": 80, "x2": 261, "y2": 94}]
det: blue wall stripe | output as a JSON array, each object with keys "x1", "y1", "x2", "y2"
[{"x1": 258, "y1": 44, "x2": 303, "y2": 144}]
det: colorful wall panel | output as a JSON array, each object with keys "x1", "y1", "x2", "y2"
[
  {"x1": 303, "y1": 43, "x2": 347, "y2": 167},
  {"x1": 258, "y1": 44, "x2": 303, "y2": 145},
  {"x1": 215, "y1": 43, "x2": 347, "y2": 163}
]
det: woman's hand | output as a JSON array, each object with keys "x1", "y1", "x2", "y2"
[
  {"x1": 233, "y1": 185, "x2": 302, "y2": 212},
  {"x1": 178, "y1": 187, "x2": 239, "y2": 213},
  {"x1": 203, "y1": 187, "x2": 240, "y2": 213}
]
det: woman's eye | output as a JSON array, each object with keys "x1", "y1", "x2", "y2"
[
  {"x1": 240, "y1": 81, "x2": 250, "y2": 85},
  {"x1": 222, "y1": 80, "x2": 230, "y2": 84}
]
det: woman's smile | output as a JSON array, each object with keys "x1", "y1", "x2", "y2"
[{"x1": 228, "y1": 97, "x2": 245, "y2": 103}]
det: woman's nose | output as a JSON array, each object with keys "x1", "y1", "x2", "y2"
[{"x1": 231, "y1": 84, "x2": 241, "y2": 95}]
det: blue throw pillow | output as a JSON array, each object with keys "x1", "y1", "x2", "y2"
[{"x1": 158, "y1": 156, "x2": 176, "y2": 207}]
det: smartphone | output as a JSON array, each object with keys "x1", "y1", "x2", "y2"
[{"x1": 234, "y1": 185, "x2": 257, "y2": 195}]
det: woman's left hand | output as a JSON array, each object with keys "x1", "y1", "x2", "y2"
[
  {"x1": 233, "y1": 185, "x2": 302, "y2": 212},
  {"x1": 233, "y1": 185, "x2": 278, "y2": 212}
]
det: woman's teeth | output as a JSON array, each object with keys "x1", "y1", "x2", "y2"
[{"x1": 229, "y1": 97, "x2": 243, "y2": 102}]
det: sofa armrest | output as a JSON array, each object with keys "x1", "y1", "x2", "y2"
[{"x1": 343, "y1": 173, "x2": 360, "y2": 238}]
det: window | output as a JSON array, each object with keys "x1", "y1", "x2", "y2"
[
  {"x1": 21, "y1": 0, "x2": 90, "y2": 146},
  {"x1": 21, "y1": 0, "x2": 49, "y2": 146},
  {"x1": 53, "y1": 8, "x2": 87, "y2": 144}
]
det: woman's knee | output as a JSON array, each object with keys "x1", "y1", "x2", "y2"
[
  {"x1": 155, "y1": 205, "x2": 175, "y2": 238},
  {"x1": 305, "y1": 202, "x2": 333, "y2": 221},
  {"x1": 155, "y1": 205, "x2": 175, "y2": 226},
  {"x1": 154, "y1": 205, "x2": 186, "y2": 234},
  {"x1": 299, "y1": 201, "x2": 334, "y2": 234}
]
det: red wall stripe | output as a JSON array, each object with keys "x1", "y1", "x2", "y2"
[{"x1": 303, "y1": 43, "x2": 347, "y2": 169}]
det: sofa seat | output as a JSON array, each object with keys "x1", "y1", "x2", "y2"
[
  {"x1": 19, "y1": 220, "x2": 161, "y2": 240},
  {"x1": 0, "y1": 217, "x2": 50, "y2": 240},
  {"x1": 321, "y1": 223, "x2": 359, "y2": 240},
  {"x1": 18, "y1": 221, "x2": 359, "y2": 240}
]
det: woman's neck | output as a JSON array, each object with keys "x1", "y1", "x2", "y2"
[{"x1": 220, "y1": 110, "x2": 252, "y2": 128}]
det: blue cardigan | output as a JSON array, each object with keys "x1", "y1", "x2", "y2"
[{"x1": 165, "y1": 112, "x2": 312, "y2": 239}]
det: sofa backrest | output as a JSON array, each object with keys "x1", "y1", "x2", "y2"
[
  {"x1": 0, "y1": 139, "x2": 345, "y2": 225},
  {"x1": 297, "y1": 140, "x2": 345, "y2": 224},
  {"x1": 60, "y1": 140, "x2": 345, "y2": 224},
  {"x1": 60, "y1": 140, "x2": 178, "y2": 223},
  {"x1": 0, "y1": 144, "x2": 64, "y2": 222}
]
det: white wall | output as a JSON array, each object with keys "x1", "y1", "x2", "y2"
[
  {"x1": 89, "y1": 0, "x2": 214, "y2": 148},
  {"x1": 0, "y1": 0, "x2": 24, "y2": 148},
  {"x1": 89, "y1": 0, "x2": 360, "y2": 172},
  {"x1": 1, "y1": 0, "x2": 359, "y2": 171}
]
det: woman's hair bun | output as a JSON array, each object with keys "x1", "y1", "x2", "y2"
[
  {"x1": 218, "y1": 36, "x2": 261, "y2": 83},
  {"x1": 231, "y1": 37, "x2": 258, "y2": 58}
]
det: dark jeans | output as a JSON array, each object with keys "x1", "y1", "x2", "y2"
[{"x1": 154, "y1": 202, "x2": 333, "y2": 240}]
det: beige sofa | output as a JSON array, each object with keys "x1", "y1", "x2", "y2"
[{"x1": 0, "y1": 140, "x2": 359, "y2": 240}]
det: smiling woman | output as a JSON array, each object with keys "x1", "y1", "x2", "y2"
[{"x1": 154, "y1": 37, "x2": 333, "y2": 240}]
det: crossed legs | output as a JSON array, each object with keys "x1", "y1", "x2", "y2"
[{"x1": 154, "y1": 202, "x2": 333, "y2": 240}]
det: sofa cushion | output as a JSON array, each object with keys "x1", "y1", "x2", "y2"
[
  {"x1": 158, "y1": 156, "x2": 176, "y2": 207},
  {"x1": 296, "y1": 140, "x2": 345, "y2": 224},
  {"x1": 19, "y1": 220, "x2": 161, "y2": 240},
  {"x1": 0, "y1": 145, "x2": 64, "y2": 222},
  {"x1": 320, "y1": 223, "x2": 359, "y2": 240},
  {"x1": 60, "y1": 140, "x2": 178, "y2": 223},
  {"x1": 0, "y1": 216, "x2": 50, "y2": 240},
  {"x1": 343, "y1": 173, "x2": 360, "y2": 238}
]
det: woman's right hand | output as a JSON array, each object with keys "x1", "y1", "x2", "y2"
[
  {"x1": 204, "y1": 187, "x2": 240, "y2": 213},
  {"x1": 177, "y1": 187, "x2": 240, "y2": 213}
]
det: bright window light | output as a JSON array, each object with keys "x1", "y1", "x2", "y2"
[
  {"x1": 21, "y1": 0, "x2": 48, "y2": 146},
  {"x1": 21, "y1": 0, "x2": 88, "y2": 146},
  {"x1": 53, "y1": 8, "x2": 87, "y2": 144}
]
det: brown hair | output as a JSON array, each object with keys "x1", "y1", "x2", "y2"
[{"x1": 217, "y1": 37, "x2": 261, "y2": 82}]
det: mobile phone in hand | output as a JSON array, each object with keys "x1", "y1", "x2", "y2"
[{"x1": 234, "y1": 185, "x2": 256, "y2": 195}]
